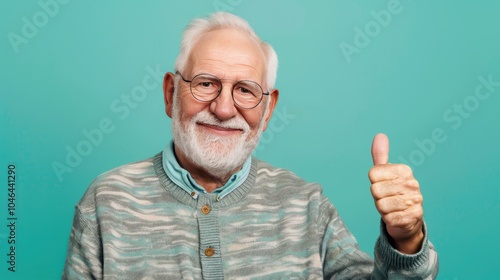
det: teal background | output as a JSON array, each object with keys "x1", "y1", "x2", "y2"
[{"x1": 1, "y1": 0, "x2": 499, "y2": 279}]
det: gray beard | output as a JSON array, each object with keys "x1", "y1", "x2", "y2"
[{"x1": 171, "y1": 90, "x2": 266, "y2": 179}]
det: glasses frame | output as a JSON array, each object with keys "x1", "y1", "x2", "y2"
[{"x1": 176, "y1": 71, "x2": 270, "y2": 109}]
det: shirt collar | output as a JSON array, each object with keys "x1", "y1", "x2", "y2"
[{"x1": 162, "y1": 141, "x2": 252, "y2": 200}]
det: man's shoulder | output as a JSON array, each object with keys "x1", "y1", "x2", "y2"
[
  {"x1": 92, "y1": 155, "x2": 158, "y2": 185},
  {"x1": 78, "y1": 154, "x2": 160, "y2": 206},
  {"x1": 74, "y1": 154, "x2": 163, "y2": 221}
]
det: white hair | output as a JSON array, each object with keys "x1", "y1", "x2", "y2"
[{"x1": 174, "y1": 12, "x2": 279, "y2": 89}]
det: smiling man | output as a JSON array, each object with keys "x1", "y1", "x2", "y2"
[
  {"x1": 63, "y1": 12, "x2": 438, "y2": 279},
  {"x1": 166, "y1": 26, "x2": 277, "y2": 193}
]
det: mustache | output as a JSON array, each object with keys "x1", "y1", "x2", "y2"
[{"x1": 192, "y1": 111, "x2": 250, "y2": 132}]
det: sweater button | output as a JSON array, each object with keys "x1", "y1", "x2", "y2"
[
  {"x1": 205, "y1": 247, "x2": 215, "y2": 257},
  {"x1": 201, "y1": 205, "x2": 211, "y2": 214}
]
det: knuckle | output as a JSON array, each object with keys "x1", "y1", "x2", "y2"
[
  {"x1": 396, "y1": 164, "x2": 413, "y2": 177},
  {"x1": 370, "y1": 183, "x2": 382, "y2": 199},
  {"x1": 403, "y1": 195, "x2": 422, "y2": 208},
  {"x1": 370, "y1": 185, "x2": 378, "y2": 198},
  {"x1": 415, "y1": 207, "x2": 424, "y2": 219},
  {"x1": 375, "y1": 200, "x2": 389, "y2": 214},
  {"x1": 368, "y1": 167, "x2": 378, "y2": 182},
  {"x1": 404, "y1": 198, "x2": 414, "y2": 207},
  {"x1": 382, "y1": 213, "x2": 393, "y2": 224},
  {"x1": 407, "y1": 178, "x2": 420, "y2": 190}
]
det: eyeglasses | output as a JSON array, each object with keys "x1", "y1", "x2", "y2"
[{"x1": 176, "y1": 71, "x2": 269, "y2": 109}]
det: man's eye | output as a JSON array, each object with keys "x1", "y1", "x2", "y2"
[
  {"x1": 239, "y1": 87, "x2": 250, "y2": 93},
  {"x1": 236, "y1": 86, "x2": 257, "y2": 97},
  {"x1": 200, "y1": 82, "x2": 213, "y2": 87}
]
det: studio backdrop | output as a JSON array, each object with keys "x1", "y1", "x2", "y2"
[{"x1": 1, "y1": 1, "x2": 499, "y2": 279}]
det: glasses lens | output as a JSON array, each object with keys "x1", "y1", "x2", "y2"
[
  {"x1": 191, "y1": 75, "x2": 221, "y2": 101},
  {"x1": 233, "y1": 81, "x2": 263, "y2": 108}
]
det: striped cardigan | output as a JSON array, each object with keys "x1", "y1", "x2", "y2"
[{"x1": 63, "y1": 153, "x2": 438, "y2": 279}]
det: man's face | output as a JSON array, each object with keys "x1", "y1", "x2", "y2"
[{"x1": 165, "y1": 28, "x2": 278, "y2": 177}]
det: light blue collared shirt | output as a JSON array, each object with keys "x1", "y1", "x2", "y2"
[{"x1": 162, "y1": 142, "x2": 251, "y2": 200}]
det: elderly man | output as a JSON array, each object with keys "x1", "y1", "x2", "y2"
[{"x1": 63, "y1": 12, "x2": 438, "y2": 279}]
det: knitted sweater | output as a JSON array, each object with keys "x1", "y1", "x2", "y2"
[{"x1": 62, "y1": 153, "x2": 439, "y2": 279}]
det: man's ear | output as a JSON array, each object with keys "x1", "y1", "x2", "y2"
[
  {"x1": 163, "y1": 72, "x2": 175, "y2": 118},
  {"x1": 262, "y1": 88, "x2": 279, "y2": 131}
]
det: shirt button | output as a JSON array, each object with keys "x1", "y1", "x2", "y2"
[
  {"x1": 205, "y1": 247, "x2": 215, "y2": 257},
  {"x1": 201, "y1": 205, "x2": 211, "y2": 214}
]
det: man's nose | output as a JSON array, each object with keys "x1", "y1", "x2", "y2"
[{"x1": 209, "y1": 85, "x2": 238, "y2": 120}]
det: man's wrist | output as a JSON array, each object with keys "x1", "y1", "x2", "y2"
[{"x1": 391, "y1": 227, "x2": 424, "y2": 254}]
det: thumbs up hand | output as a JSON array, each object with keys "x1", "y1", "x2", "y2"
[{"x1": 369, "y1": 133, "x2": 424, "y2": 254}]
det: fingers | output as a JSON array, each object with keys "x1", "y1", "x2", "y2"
[
  {"x1": 374, "y1": 193, "x2": 423, "y2": 214},
  {"x1": 371, "y1": 173, "x2": 421, "y2": 218},
  {"x1": 381, "y1": 207, "x2": 424, "y2": 231},
  {"x1": 371, "y1": 133, "x2": 390, "y2": 165},
  {"x1": 368, "y1": 163, "x2": 413, "y2": 183},
  {"x1": 370, "y1": 176, "x2": 419, "y2": 198}
]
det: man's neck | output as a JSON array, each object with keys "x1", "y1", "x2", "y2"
[{"x1": 173, "y1": 145, "x2": 239, "y2": 193}]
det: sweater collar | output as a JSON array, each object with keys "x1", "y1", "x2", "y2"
[
  {"x1": 154, "y1": 152, "x2": 258, "y2": 208},
  {"x1": 161, "y1": 141, "x2": 252, "y2": 201}
]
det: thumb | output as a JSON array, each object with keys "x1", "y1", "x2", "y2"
[{"x1": 371, "y1": 133, "x2": 390, "y2": 165}]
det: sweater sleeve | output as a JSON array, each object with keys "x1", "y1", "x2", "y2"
[
  {"x1": 374, "y1": 220, "x2": 439, "y2": 279},
  {"x1": 62, "y1": 196, "x2": 103, "y2": 279},
  {"x1": 320, "y1": 196, "x2": 439, "y2": 279}
]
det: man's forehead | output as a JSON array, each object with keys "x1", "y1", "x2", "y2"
[
  {"x1": 185, "y1": 28, "x2": 266, "y2": 77},
  {"x1": 191, "y1": 29, "x2": 264, "y2": 57}
]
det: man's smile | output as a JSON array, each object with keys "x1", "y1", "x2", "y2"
[{"x1": 197, "y1": 122, "x2": 244, "y2": 135}]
